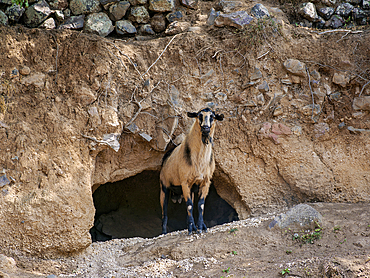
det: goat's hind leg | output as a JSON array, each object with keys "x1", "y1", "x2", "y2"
[{"x1": 160, "y1": 182, "x2": 169, "y2": 234}]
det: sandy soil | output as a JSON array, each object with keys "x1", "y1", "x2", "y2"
[{"x1": 5, "y1": 203, "x2": 368, "y2": 278}]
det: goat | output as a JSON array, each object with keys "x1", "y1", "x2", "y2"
[{"x1": 160, "y1": 108, "x2": 224, "y2": 234}]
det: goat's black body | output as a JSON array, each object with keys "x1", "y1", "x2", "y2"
[
  {"x1": 161, "y1": 145, "x2": 178, "y2": 166},
  {"x1": 184, "y1": 142, "x2": 192, "y2": 166}
]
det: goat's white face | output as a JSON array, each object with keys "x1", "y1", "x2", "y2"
[{"x1": 187, "y1": 108, "x2": 224, "y2": 144}]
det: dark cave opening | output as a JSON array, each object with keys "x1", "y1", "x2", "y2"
[{"x1": 90, "y1": 170, "x2": 239, "y2": 242}]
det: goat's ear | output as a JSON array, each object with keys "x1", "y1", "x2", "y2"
[
  {"x1": 187, "y1": 112, "x2": 198, "y2": 118},
  {"x1": 215, "y1": 114, "x2": 224, "y2": 121}
]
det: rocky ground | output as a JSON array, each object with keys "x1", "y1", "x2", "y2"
[{"x1": 1, "y1": 203, "x2": 369, "y2": 277}]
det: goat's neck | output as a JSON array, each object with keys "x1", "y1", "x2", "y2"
[{"x1": 187, "y1": 121, "x2": 215, "y2": 154}]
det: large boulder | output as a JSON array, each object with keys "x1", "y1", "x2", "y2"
[
  {"x1": 116, "y1": 19, "x2": 137, "y2": 34},
  {"x1": 70, "y1": 0, "x2": 101, "y2": 15},
  {"x1": 149, "y1": 0, "x2": 174, "y2": 12},
  {"x1": 23, "y1": 0, "x2": 52, "y2": 27},
  {"x1": 269, "y1": 204, "x2": 323, "y2": 230},
  {"x1": 0, "y1": 11, "x2": 8, "y2": 26},
  {"x1": 5, "y1": 4, "x2": 25, "y2": 22},
  {"x1": 84, "y1": 12, "x2": 114, "y2": 37}
]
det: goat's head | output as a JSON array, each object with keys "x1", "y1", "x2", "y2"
[{"x1": 187, "y1": 108, "x2": 224, "y2": 144}]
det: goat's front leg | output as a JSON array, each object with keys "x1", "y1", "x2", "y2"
[
  {"x1": 197, "y1": 184, "x2": 210, "y2": 233},
  {"x1": 183, "y1": 186, "x2": 197, "y2": 234}
]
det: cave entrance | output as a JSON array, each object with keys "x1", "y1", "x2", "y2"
[{"x1": 90, "y1": 170, "x2": 239, "y2": 241}]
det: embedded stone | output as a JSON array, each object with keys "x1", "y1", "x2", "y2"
[
  {"x1": 139, "y1": 24, "x2": 155, "y2": 35},
  {"x1": 116, "y1": 19, "x2": 137, "y2": 35},
  {"x1": 19, "y1": 66, "x2": 31, "y2": 76},
  {"x1": 352, "y1": 8, "x2": 370, "y2": 24},
  {"x1": 23, "y1": 0, "x2": 52, "y2": 27},
  {"x1": 207, "y1": 7, "x2": 220, "y2": 26},
  {"x1": 301, "y1": 104, "x2": 321, "y2": 116},
  {"x1": 5, "y1": 4, "x2": 25, "y2": 22},
  {"x1": 69, "y1": 0, "x2": 101, "y2": 15},
  {"x1": 130, "y1": 6, "x2": 150, "y2": 23},
  {"x1": 273, "y1": 106, "x2": 284, "y2": 117},
  {"x1": 21, "y1": 73, "x2": 46, "y2": 88},
  {"x1": 48, "y1": 0, "x2": 68, "y2": 9},
  {"x1": 214, "y1": 10, "x2": 254, "y2": 29},
  {"x1": 149, "y1": 0, "x2": 174, "y2": 12},
  {"x1": 150, "y1": 13, "x2": 166, "y2": 32},
  {"x1": 322, "y1": 0, "x2": 336, "y2": 5},
  {"x1": 332, "y1": 72, "x2": 349, "y2": 87},
  {"x1": 347, "y1": 126, "x2": 370, "y2": 134},
  {"x1": 58, "y1": 15, "x2": 85, "y2": 29},
  {"x1": 0, "y1": 175, "x2": 10, "y2": 187},
  {"x1": 249, "y1": 68, "x2": 262, "y2": 81},
  {"x1": 335, "y1": 3, "x2": 354, "y2": 17},
  {"x1": 315, "y1": 15, "x2": 325, "y2": 29},
  {"x1": 313, "y1": 122, "x2": 329, "y2": 138},
  {"x1": 108, "y1": 1, "x2": 130, "y2": 21},
  {"x1": 216, "y1": 0, "x2": 242, "y2": 13},
  {"x1": 100, "y1": 0, "x2": 119, "y2": 5},
  {"x1": 283, "y1": 59, "x2": 306, "y2": 77},
  {"x1": 257, "y1": 81, "x2": 269, "y2": 92},
  {"x1": 271, "y1": 123, "x2": 291, "y2": 135},
  {"x1": 39, "y1": 17, "x2": 56, "y2": 28},
  {"x1": 0, "y1": 11, "x2": 8, "y2": 26},
  {"x1": 256, "y1": 93, "x2": 265, "y2": 105},
  {"x1": 317, "y1": 6, "x2": 334, "y2": 20},
  {"x1": 166, "y1": 10, "x2": 183, "y2": 23},
  {"x1": 84, "y1": 12, "x2": 114, "y2": 37},
  {"x1": 353, "y1": 96, "x2": 370, "y2": 111},
  {"x1": 54, "y1": 10, "x2": 64, "y2": 22},
  {"x1": 251, "y1": 3, "x2": 270, "y2": 18},
  {"x1": 181, "y1": 0, "x2": 197, "y2": 9},
  {"x1": 63, "y1": 8, "x2": 71, "y2": 17},
  {"x1": 165, "y1": 21, "x2": 190, "y2": 35},
  {"x1": 298, "y1": 2, "x2": 319, "y2": 22},
  {"x1": 325, "y1": 14, "x2": 344, "y2": 28},
  {"x1": 364, "y1": 0, "x2": 370, "y2": 9}
]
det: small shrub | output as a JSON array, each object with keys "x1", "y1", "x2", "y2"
[{"x1": 11, "y1": 0, "x2": 29, "y2": 8}]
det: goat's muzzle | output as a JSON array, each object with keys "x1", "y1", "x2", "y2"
[
  {"x1": 201, "y1": 126, "x2": 212, "y2": 145},
  {"x1": 201, "y1": 126, "x2": 210, "y2": 135}
]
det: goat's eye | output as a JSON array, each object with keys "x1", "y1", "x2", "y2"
[{"x1": 198, "y1": 114, "x2": 203, "y2": 123}]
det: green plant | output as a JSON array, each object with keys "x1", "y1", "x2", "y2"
[
  {"x1": 223, "y1": 267, "x2": 230, "y2": 273},
  {"x1": 232, "y1": 251, "x2": 237, "y2": 255},
  {"x1": 281, "y1": 268, "x2": 290, "y2": 275},
  {"x1": 229, "y1": 228, "x2": 238, "y2": 234},
  {"x1": 289, "y1": 223, "x2": 322, "y2": 244},
  {"x1": 11, "y1": 0, "x2": 29, "y2": 8},
  {"x1": 333, "y1": 226, "x2": 341, "y2": 232},
  {"x1": 286, "y1": 250, "x2": 292, "y2": 254}
]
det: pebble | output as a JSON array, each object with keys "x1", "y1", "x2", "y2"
[{"x1": 19, "y1": 66, "x2": 31, "y2": 75}]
